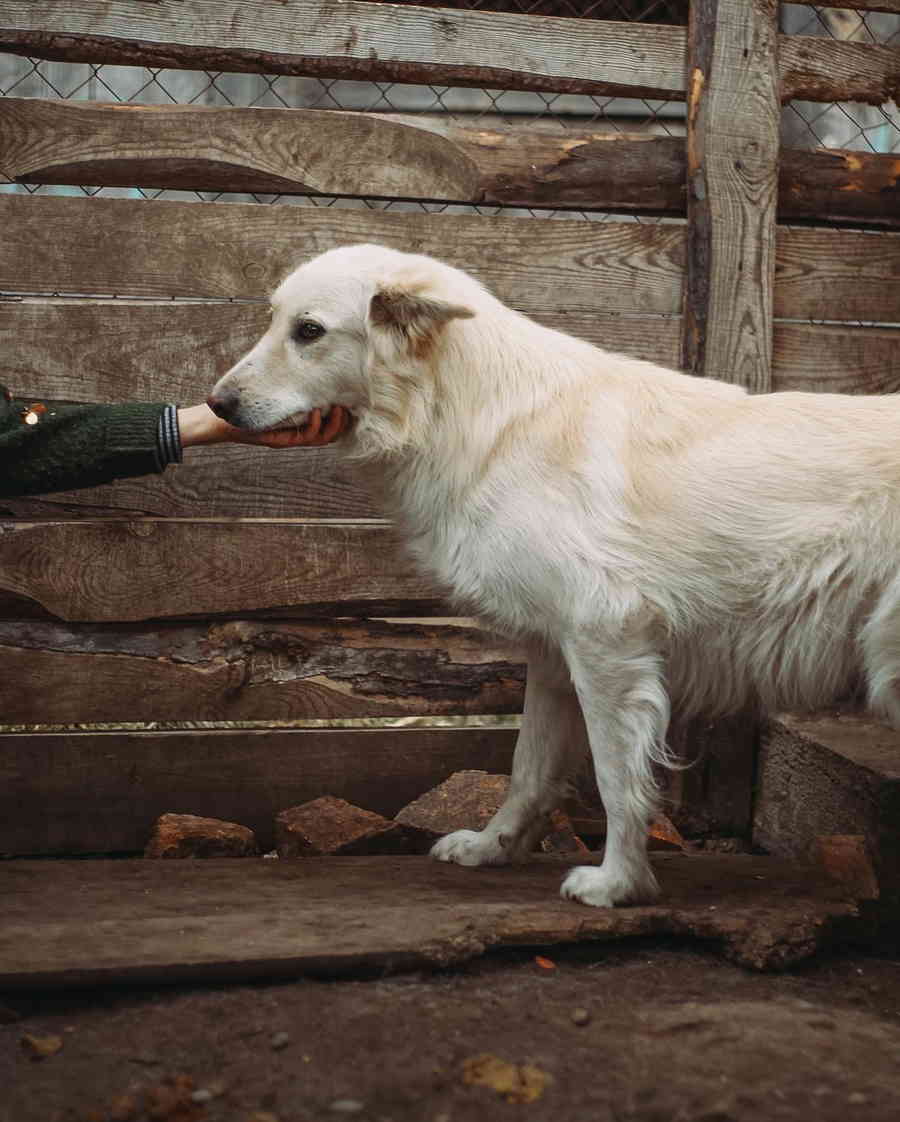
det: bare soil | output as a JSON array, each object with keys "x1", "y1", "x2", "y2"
[{"x1": 3, "y1": 939, "x2": 900, "y2": 1122}]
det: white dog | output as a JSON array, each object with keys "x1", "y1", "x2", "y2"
[{"x1": 209, "y1": 243, "x2": 900, "y2": 908}]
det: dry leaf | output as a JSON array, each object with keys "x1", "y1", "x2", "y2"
[
  {"x1": 20, "y1": 1033, "x2": 63, "y2": 1060},
  {"x1": 461, "y1": 1053, "x2": 551, "y2": 1103}
]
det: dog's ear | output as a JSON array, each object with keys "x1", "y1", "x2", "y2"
[{"x1": 369, "y1": 285, "x2": 474, "y2": 354}]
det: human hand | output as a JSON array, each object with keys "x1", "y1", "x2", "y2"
[{"x1": 178, "y1": 404, "x2": 351, "y2": 449}]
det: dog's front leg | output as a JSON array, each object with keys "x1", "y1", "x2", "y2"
[
  {"x1": 430, "y1": 645, "x2": 587, "y2": 867},
  {"x1": 559, "y1": 631, "x2": 667, "y2": 907}
]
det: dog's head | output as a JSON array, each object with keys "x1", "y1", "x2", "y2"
[{"x1": 208, "y1": 244, "x2": 476, "y2": 455}]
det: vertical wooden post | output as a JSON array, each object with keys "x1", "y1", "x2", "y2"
[{"x1": 682, "y1": 0, "x2": 780, "y2": 392}]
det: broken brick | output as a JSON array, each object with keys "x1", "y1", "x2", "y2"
[
  {"x1": 395, "y1": 771, "x2": 587, "y2": 855},
  {"x1": 814, "y1": 835, "x2": 880, "y2": 900},
  {"x1": 144, "y1": 814, "x2": 258, "y2": 859},
  {"x1": 275, "y1": 796, "x2": 413, "y2": 858}
]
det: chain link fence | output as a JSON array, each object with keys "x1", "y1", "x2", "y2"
[{"x1": 781, "y1": 4, "x2": 900, "y2": 153}]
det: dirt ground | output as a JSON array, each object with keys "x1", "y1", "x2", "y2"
[{"x1": 3, "y1": 938, "x2": 900, "y2": 1122}]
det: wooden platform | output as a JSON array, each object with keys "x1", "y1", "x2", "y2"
[{"x1": 0, "y1": 853, "x2": 867, "y2": 987}]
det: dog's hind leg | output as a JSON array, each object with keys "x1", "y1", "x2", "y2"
[
  {"x1": 559, "y1": 629, "x2": 667, "y2": 907},
  {"x1": 430, "y1": 645, "x2": 587, "y2": 867}
]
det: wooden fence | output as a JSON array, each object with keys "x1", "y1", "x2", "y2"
[{"x1": 0, "y1": 0, "x2": 898, "y2": 855}]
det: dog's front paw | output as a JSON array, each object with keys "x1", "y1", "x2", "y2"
[
  {"x1": 560, "y1": 863, "x2": 660, "y2": 908},
  {"x1": 430, "y1": 829, "x2": 509, "y2": 867}
]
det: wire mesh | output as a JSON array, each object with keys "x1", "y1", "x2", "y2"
[{"x1": 781, "y1": 4, "x2": 900, "y2": 154}]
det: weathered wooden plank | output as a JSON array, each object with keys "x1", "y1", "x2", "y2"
[
  {"x1": 772, "y1": 323, "x2": 900, "y2": 395},
  {"x1": 0, "y1": 97, "x2": 684, "y2": 213},
  {"x1": 2, "y1": 1, "x2": 897, "y2": 106},
  {"x1": 0, "y1": 854, "x2": 868, "y2": 986},
  {"x1": 780, "y1": 33, "x2": 900, "y2": 106},
  {"x1": 778, "y1": 146, "x2": 900, "y2": 229},
  {"x1": 0, "y1": 0, "x2": 687, "y2": 99},
  {"x1": 7, "y1": 195, "x2": 900, "y2": 324},
  {"x1": 774, "y1": 227, "x2": 900, "y2": 324},
  {"x1": 0, "y1": 194, "x2": 686, "y2": 317},
  {"x1": 682, "y1": 0, "x2": 779, "y2": 391},
  {"x1": 0, "y1": 520, "x2": 443, "y2": 622},
  {"x1": 0, "y1": 618, "x2": 525, "y2": 722},
  {"x1": 4, "y1": 100, "x2": 899, "y2": 226},
  {"x1": 0, "y1": 727, "x2": 518, "y2": 854}
]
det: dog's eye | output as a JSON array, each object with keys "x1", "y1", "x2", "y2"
[{"x1": 293, "y1": 320, "x2": 325, "y2": 343}]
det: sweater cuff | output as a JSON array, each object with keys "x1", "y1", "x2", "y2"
[
  {"x1": 156, "y1": 405, "x2": 183, "y2": 468},
  {"x1": 103, "y1": 402, "x2": 173, "y2": 476}
]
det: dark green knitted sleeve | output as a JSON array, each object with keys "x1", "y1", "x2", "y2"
[{"x1": 0, "y1": 389, "x2": 170, "y2": 499}]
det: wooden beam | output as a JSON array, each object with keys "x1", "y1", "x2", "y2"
[
  {"x1": 682, "y1": 0, "x2": 780, "y2": 391},
  {"x1": 0, "y1": 520, "x2": 442, "y2": 622},
  {"x1": 0, "y1": 0, "x2": 687, "y2": 99},
  {"x1": 3, "y1": 100, "x2": 899, "y2": 226},
  {"x1": 0, "y1": 726, "x2": 518, "y2": 854},
  {"x1": 780, "y1": 34, "x2": 900, "y2": 105},
  {"x1": 0, "y1": 97, "x2": 686, "y2": 213},
  {"x1": 0, "y1": 618, "x2": 525, "y2": 723},
  {"x1": 0, "y1": 194, "x2": 686, "y2": 315}
]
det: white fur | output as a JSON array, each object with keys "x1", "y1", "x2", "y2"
[{"x1": 212, "y1": 244, "x2": 900, "y2": 907}]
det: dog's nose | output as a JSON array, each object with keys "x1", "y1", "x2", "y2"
[{"x1": 207, "y1": 391, "x2": 239, "y2": 423}]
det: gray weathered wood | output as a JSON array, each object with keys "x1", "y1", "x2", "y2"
[
  {"x1": 6, "y1": 195, "x2": 900, "y2": 323},
  {"x1": 773, "y1": 227, "x2": 900, "y2": 324},
  {"x1": 772, "y1": 323, "x2": 900, "y2": 395},
  {"x1": 1, "y1": 1, "x2": 895, "y2": 106},
  {"x1": 0, "y1": 854, "x2": 867, "y2": 984},
  {"x1": 4, "y1": 99, "x2": 896, "y2": 226},
  {"x1": 0, "y1": 727, "x2": 518, "y2": 854},
  {"x1": 0, "y1": 0, "x2": 687, "y2": 99},
  {"x1": 0, "y1": 520, "x2": 442, "y2": 621},
  {"x1": 682, "y1": 0, "x2": 779, "y2": 392},
  {"x1": 0, "y1": 194, "x2": 685, "y2": 316},
  {"x1": 0, "y1": 618, "x2": 525, "y2": 722}
]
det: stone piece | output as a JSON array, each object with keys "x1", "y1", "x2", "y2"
[
  {"x1": 275, "y1": 796, "x2": 412, "y2": 858},
  {"x1": 395, "y1": 771, "x2": 587, "y2": 854},
  {"x1": 144, "y1": 813, "x2": 258, "y2": 858}
]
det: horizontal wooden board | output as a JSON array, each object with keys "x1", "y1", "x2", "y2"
[
  {"x1": 0, "y1": 726, "x2": 518, "y2": 854},
  {"x1": 780, "y1": 33, "x2": 900, "y2": 106},
  {"x1": 0, "y1": 854, "x2": 866, "y2": 986},
  {"x1": 772, "y1": 323, "x2": 900, "y2": 395},
  {"x1": 773, "y1": 227, "x2": 900, "y2": 324},
  {"x1": 1, "y1": 1, "x2": 895, "y2": 105},
  {"x1": 5, "y1": 99, "x2": 898, "y2": 227},
  {"x1": 0, "y1": 194, "x2": 686, "y2": 317},
  {"x1": 0, "y1": 618, "x2": 525, "y2": 722},
  {"x1": 0, "y1": 520, "x2": 443, "y2": 621},
  {"x1": 0, "y1": 0, "x2": 687, "y2": 99},
  {"x1": 6, "y1": 196, "x2": 899, "y2": 325},
  {"x1": 0, "y1": 97, "x2": 685, "y2": 213}
]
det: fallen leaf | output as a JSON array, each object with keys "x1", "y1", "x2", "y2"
[
  {"x1": 20, "y1": 1033, "x2": 63, "y2": 1060},
  {"x1": 145, "y1": 1074, "x2": 205, "y2": 1121},
  {"x1": 648, "y1": 813, "x2": 687, "y2": 851},
  {"x1": 534, "y1": 955, "x2": 556, "y2": 970},
  {"x1": 461, "y1": 1053, "x2": 551, "y2": 1103}
]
